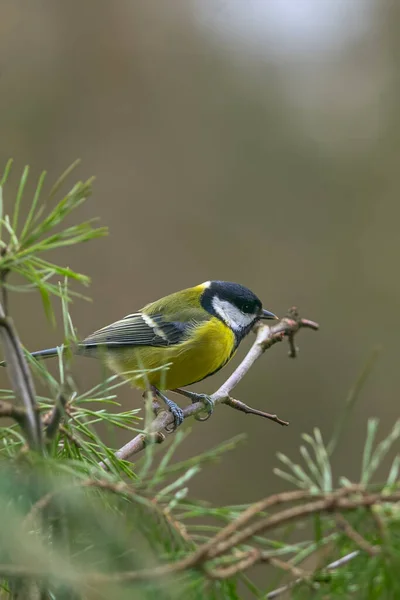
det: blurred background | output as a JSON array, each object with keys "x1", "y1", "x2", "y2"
[{"x1": 0, "y1": 0, "x2": 398, "y2": 515}]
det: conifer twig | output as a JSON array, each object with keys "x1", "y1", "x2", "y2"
[
  {"x1": 335, "y1": 513, "x2": 379, "y2": 556},
  {"x1": 104, "y1": 309, "x2": 319, "y2": 464},
  {"x1": 0, "y1": 399, "x2": 28, "y2": 421},
  {"x1": 0, "y1": 298, "x2": 43, "y2": 451},
  {"x1": 1, "y1": 488, "x2": 398, "y2": 586},
  {"x1": 265, "y1": 550, "x2": 362, "y2": 599},
  {"x1": 43, "y1": 393, "x2": 68, "y2": 441}
]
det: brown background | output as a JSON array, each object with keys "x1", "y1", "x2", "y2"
[{"x1": 0, "y1": 0, "x2": 398, "y2": 529}]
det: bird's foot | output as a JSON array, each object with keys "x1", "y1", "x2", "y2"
[
  {"x1": 153, "y1": 388, "x2": 184, "y2": 432},
  {"x1": 173, "y1": 388, "x2": 215, "y2": 421},
  {"x1": 185, "y1": 391, "x2": 215, "y2": 422}
]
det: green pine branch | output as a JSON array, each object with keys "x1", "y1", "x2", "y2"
[{"x1": 0, "y1": 159, "x2": 398, "y2": 600}]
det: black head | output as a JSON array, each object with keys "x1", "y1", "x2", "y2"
[{"x1": 201, "y1": 281, "x2": 277, "y2": 339}]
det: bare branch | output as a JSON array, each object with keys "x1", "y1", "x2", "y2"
[{"x1": 223, "y1": 396, "x2": 289, "y2": 426}]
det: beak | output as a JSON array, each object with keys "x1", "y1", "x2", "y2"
[{"x1": 261, "y1": 308, "x2": 279, "y2": 320}]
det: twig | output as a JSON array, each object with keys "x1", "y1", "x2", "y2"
[
  {"x1": 44, "y1": 393, "x2": 68, "y2": 442},
  {"x1": 0, "y1": 260, "x2": 10, "y2": 316},
  {"x1": 185, "y1": 486, "x2": 360, "y2": 568},
  {"x1": 205, "y1": 492, "x2": 399, "y2": 561},
  {"x1": 1, "y1": 485, "x2": 398, "y2": 589},
  {"x1": 3, "y1": 490, "x2": 399, "y2": 587},
  {"x1": 104, "y1": 310, "x2": 318, "y2": 464},
  {"x1": 59, "y1": 424, "x2": 84, "y2": 449},
  {"x1": 369, "y1": 503, "x2": 389, "y2": 548},
  {"x1": 0, "y1": 305, "x2": 43, "y2": 451},
  {"x1": 266, "y1": 550, "x2": 362, "y2": 599},
  {"x1": 223, "y1": 396, "x2": 289, "y2": 426},
  {"x1": 284, "y1": 308, "x2": 318, "y2": 358},
  {"x1": 205, "y1": 549, "x2": 261, "y2": 579},
  {"x1": 189, "y1": 490, "x2": 313, "y2": 564},
  {"x1": 207, "y1": 551, "x2": 311, "y2": 582},
  {"x1": 0, "y1": 399, "x2": 27, "y2": 422},
  {"x1": 335, "y1": 513, "x2": 379, "y2": 556},
  {"x1": 93, "y1": 490, "x2": 400, "y2": 580},
  {"x1": 268, "y1": 556, "x2": 310, "y2": 580}
]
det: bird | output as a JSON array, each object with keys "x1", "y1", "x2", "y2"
[{"x1": 2, "y1": 281, "x2": 277, "y2": 428}]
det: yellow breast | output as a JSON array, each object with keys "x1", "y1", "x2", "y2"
[{"x1": 105, "y1": 318, "x2": 236, "y2": 391}]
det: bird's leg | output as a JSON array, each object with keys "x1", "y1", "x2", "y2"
[
  {"x1": 173, "y1": 388, "x2": 214, "y2": 422},
  {"x1": 151, "y1": 386, "x2": 184, "y2": 431},
  {"x1": 143, "y1": 390, "x2": 161, "y2": 417}
]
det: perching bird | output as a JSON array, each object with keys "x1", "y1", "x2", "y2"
[{"x1": 2, "y1": 281, "x2": 277, "y2": 427}]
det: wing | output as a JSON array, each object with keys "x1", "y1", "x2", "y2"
[{"x1": 81, "y1": 312, "x2": 190, "y2": 349}]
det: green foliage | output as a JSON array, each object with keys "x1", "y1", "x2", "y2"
[
  {"x1": 273, "y1": 420, "x2": 400, "y2": 600},
  {"x1": 0, "y1": 160, "x2": 399, "y2": 599},
  {"x1": 0, "y1": 159, "x2": 107, "y2": 321}
]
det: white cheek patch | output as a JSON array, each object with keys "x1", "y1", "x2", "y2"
[{"x1": 212, "y1": 297, "x2": 255, "y2": 332}]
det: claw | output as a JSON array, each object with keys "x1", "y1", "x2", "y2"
[
  {"x1": 189, "y1": 393, "x2": 215, "y2": 422},
  {"x1": 171, "y1": 388, "x2": 215, "y2": 422},
  {"x1": 152, "y1": 388, "x2": 184, "y2": 432},
  {"x1": 164, "y1": 400, "x2": 184, "y2": 432}
]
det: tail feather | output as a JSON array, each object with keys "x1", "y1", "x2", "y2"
[
  {"x1": 30, "y1": 347, "x2": 61, "y2": 360},
  {"x1": 0, "y1": 346, "x2": 62, "y2": 367}
]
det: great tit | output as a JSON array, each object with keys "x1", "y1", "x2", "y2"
[{"x1": 3, "y1": 281, "x2": 277, "y2": 427}]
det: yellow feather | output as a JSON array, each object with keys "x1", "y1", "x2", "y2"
[{"x1": 105, "y1": 317, "x2": 236, "y2": 391}]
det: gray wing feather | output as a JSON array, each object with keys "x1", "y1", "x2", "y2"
[{"x1": 82, "y1": 313, "x2": 187, "y2": 348}]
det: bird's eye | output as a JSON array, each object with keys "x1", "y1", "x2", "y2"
[{"x1": 242, "y1": 303, "x2": 250, "y2": 312}]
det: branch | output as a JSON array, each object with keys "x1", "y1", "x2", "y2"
[
  {"x1": 204, "y1": 491, "x2": 400, "y2": 561},
  {"x1": 84, "y1": 490, "x2": 400, "y2": 581},
  {"x1": 185, "y1": 485, "x2": 362, "y2": 566},
  {"x1": 43, "y1": 393, "x2": 68, "y2": 442},
  {"x1": 223, "y1": 396, "x2": 289, "y2": 426},
  {"x1": 335, "y1": 513, "x2": 379, "y2": 556},
  {"x1": 265, "y1": 550, "x2": 362, "y2": 599},
  {"x1": 206, "y1": 551, "x2": 311, "y2": 582},
  {"x1": 0, "y1": 399, "x2": 27, "y2": 422},
  {"x1": 105, "y1": 309, "x2": 318, "y2": 464},
  {"x1": 0, "y1": 300, "x2": 43, "y2": 451},
  {"x1": 1, "y1": 488, "x2": 398, "y2": 588}
]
